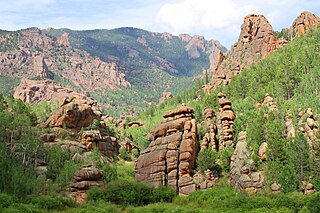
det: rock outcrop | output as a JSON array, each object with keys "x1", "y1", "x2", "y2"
[
  {"x1": 230, "y1": 131, "x2": 264, "y2": 193},
  {"x1": 13, "y1": 79, "x2": 96, "y2": 105},
  {"x1": 211, "y1": 14, "x2": 286, "y2": 87},
  {"x1": 135, "y1": 106, "x2": 198, "y2": 195},
  {"x1": 33, "y1": 54, "x2": 51, "y2": 78},
  {"x1": 45, "y1": 99, "x2": 94, "y2": 129},
  {"x1": 185, "y1": 35, "x2": 205, "y2": 59},
  {"x1": 210, "y1": 12, "x2": 319, "y2": 88},
  {"x1": 69, "y1": 166, "x2": 104, "y2": 204},
  {"x1": 0, "y1": 27, "x2": 130, "y2": 92},
  {"x1": 56, "y1": 32, "x2": 71, "y2": 47},
  {"x1": 290, "y1": 11, "x2": 320, "y2": 38},
  {"x1": 193, "y1": 169, "x2": 218, "y2": 190},
  {"x1": 201, "y1": 108, "x2": 218, "y2": 150},
  {"x1": 81, "y1": 130, "x2": 119, "y2": 156},
  {"x1": 217, "y1": 93, "x2": 235, "y2": 150},
  {"x1": 298, "y1": 108, "x2": 319, "y2": 150},
  {"x1": 159, "y1": 92, "x2": 173, "y2": 104}
]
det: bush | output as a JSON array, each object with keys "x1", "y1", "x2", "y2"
[
  {"x1": 152, "y1": 186, "x2": 176, "y2": 203},
  {"x1": 196, "y1": 149, "x2": 220, "y2": 173},
  {"x1": 26, "y1": 195, "x2": 76, "y2": 211},
  {"x1": 86, "y1": 186, "x2": 106, "y2": 202},
  {"x1": 0, "y1": 193, "x2": 13, "y2": 209},
  {"x1": 306, "y1": 192, "x2": 320, "y2": 213},
  {"x1": 105, "y1": 179, "x2": 176, "y2": 206},
  {"x1": 106, "y1": 179, "x2": 153, "y2": 206}
]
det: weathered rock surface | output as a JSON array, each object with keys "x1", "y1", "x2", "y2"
[
  {"x1": 81, "y1": 130, "x2": 119, "y2": 156},
  {"x1": 135, "y1": 106, "x2": 197, "y2": 195},
  {"x1": 258, "y1": 142, "x2": 268, "y2": 161},
  {"x1": 211, "y1": 14, "x2": 284, "y2": 87},
  {"x1": 159, "y1": 92, "x2": 173, "y2": 104},
  {"x1": 230, "y1": 131, "x2": 264, "y2": 192},
  {"x1": 210, "y1": 12, "x2": 319, "y2": 88},
  {"x1": 0, "y1": 27, "x2": 130, "y2": 92},
  {"x1": 185, "y1": 35, "x2": 205, "y2": 59},
  {"x1": 69, "y1": 166, "x2": 104, "y2": 204},
  {"x1": 13, "y1": 79, "x2": 96, "y2": 105},
  {"x1": 201, "y1": 108, "x2": 217, "y2": 151},
  {"x1": 45, "y1": 99, "x2": 94, "y2": 129},
  {"x1": 193, "y1": 169, "x2": 218, "y2": 190},
  {"x1": 56, "y1": 32, "x2": 71, "y2": 47},
  {"x1": 217, "y1": 93, "x2": 235, "y2": 150},
  {"x1": 290, "y1": 11, "x2": 320, "y2": 38},
  {"x1": 298, "y1": 108, "x2": 319, "y2": 150}
]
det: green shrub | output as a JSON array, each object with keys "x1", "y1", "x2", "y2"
[
  {"x1": 0, "y1": 193, "x2": 13, "y2": 209},
  {"x1": 152, "y1": 186, "x2": 177, "y2": 203},
  {"x1": 86, "y1": 186, "x2": 106, "y2": 202},
  {"x1": 26, "y1": 195, "x2": 76, "y2": 211},
  {"x1": 106, "y1": 179, "x2": 154, "y2": 206},
  {"x1": 306, "y1": 192, "x2": 320, "y2": 213},
  {"x1": 196, "y1": 149, "x2": 220, "y2": 173}
]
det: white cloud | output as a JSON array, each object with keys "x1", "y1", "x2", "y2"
[
  {"x1": 155, "y1": 0, "x2": 320, "y2": 47},
  {"x1": 156, "y1": 0, "x2": 256, "y2": 32}
]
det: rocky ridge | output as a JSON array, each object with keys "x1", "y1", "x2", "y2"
[
  {"x1": 210, "y1": 11, "x2": 320, "y2": 87},
  {"x1": 0, "y1": 27, "x2": 130, "y2": 92}
]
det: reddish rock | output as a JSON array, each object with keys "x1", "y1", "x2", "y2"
[
  {"x1": 70, "y1": 166, "x2": 104, "y2": 203},
  {"x1": 13, "y1": 79, "x2": 97, "y2": 106},
  {"x1": 81, "y1": 130, "x2": 119, "y2": 156},
  {"x1": 159, "y1": 92, "x2": 173, "y2": 104},
  {"x1": 230, "y1": 131, "x2": 264, "y2": 192},
  {"x1": 290, "y1": 11, "x2": 320, "y2": 38},
  {"x1": 45, "y1": 100, "x2": 94, "y2": 129},
  {"x1": 258, "y1": 142, "x2": 268, "y2": 161},
  {"x1": 135, "y1": 106, "x2": 197, "y2": 195},
  {"x1": 56, "y1": 32, "x2": 71, "y2": 47},
  {"x1": 0, "y1": 27, "x2": 130, "y2": 92}
]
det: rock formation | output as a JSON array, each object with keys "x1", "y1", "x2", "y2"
[
  {"x1": 185, "y1": 35, "x2": 205, "y2": 59},
  {"x1": 298, "y1": 108, "x2": 319, "y2": 150},
  {"x1": 193, "y1": 169, "x2": 218, "y2": 190},
  {"x1": 230, "y1": 131, "x2": 264, "y2": 193},
  {"x1": 45, "y1": 99, "x2": 95, "y2": 129},
  {"x1": 217, "y1": 92, "x2": 235, "y2": 150},
  {"x1": 0, "y1": 27, "x2": 130, "y2": 92},
  {"x1": 159, "y1": 92, "x2": 173, "y2": 104},
  {"x1": 81, "y1": 130, "x2": 119, "y2": 156},
  {"x1": 290, "y1": 11, "x2": 320, "y2": 38},
  {"x1": 210, "y1": 12, "x2": 319, "y2": 88},
  {"x1": 69, "y1": 166, "x2": 104, "y2": 204},
  {"x1": 135, "y1": 106, "x2": 198, "y2": 195},
  {"x1": 284, "y1": 112, "x2": 296, "y2": 140},
  {"x1": 33, "y1": 54, "x2": 51, "y2": 78},
  {"x1": 211, "y1": 14, "x2": 286, "y2": 87},
  {"x1": 56, "y1": 32, "x2": 71, "y2": 47},
  {"x1": 201, "y1": 108, "x2": 218, "y2": 151}
]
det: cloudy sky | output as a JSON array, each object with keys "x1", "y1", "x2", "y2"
[{"x1": 0, "y1": 0, "x2": 319, "y2": 48}]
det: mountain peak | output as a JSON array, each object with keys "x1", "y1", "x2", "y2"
[{"x1": 290, "y1": 11, "x2": 320, "y2": 37}]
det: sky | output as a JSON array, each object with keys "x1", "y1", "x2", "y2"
[{"x1": 0, "y1": 0, "x2": 319, "y2": 48}]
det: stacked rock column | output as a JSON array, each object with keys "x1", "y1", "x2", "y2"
[
  {"x1": 217, "y1": 92, "x2": 235, "y2": 150},
  {"x1": 201, "y1": 108, "x2": 218, "y2": 151},
  {"x1": 135, "y1": 106, "x2": 198, "y2": 195}
]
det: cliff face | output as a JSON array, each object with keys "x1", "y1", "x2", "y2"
[
  {"x1": 210, "y1": 11, "x2": 320, "y2": 87},
  {"x1": 290, "y1": 11, "x2": 320, "y2": 38},
  {"x1": 0, "y1": 28, "x2": 130, "y2": 92},
  {"x1": 211, "y1": 14, "x2": 285, "y2": 87}
]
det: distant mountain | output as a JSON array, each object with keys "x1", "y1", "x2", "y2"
[{"x1": 0, "y1": 26, "x2": 226, "y2": 116}]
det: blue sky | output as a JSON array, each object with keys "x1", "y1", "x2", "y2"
[{"x1": 0, "y1": 0, "x2": 319, "y2": 48}]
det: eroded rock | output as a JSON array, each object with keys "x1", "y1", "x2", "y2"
[{"x1": 135, "y1": 106, "x2": 197, "y2": 195}]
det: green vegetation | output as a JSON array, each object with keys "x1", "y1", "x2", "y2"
[{"x1": 0, "y1": 23, "x2": 320, "y2": 213}]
